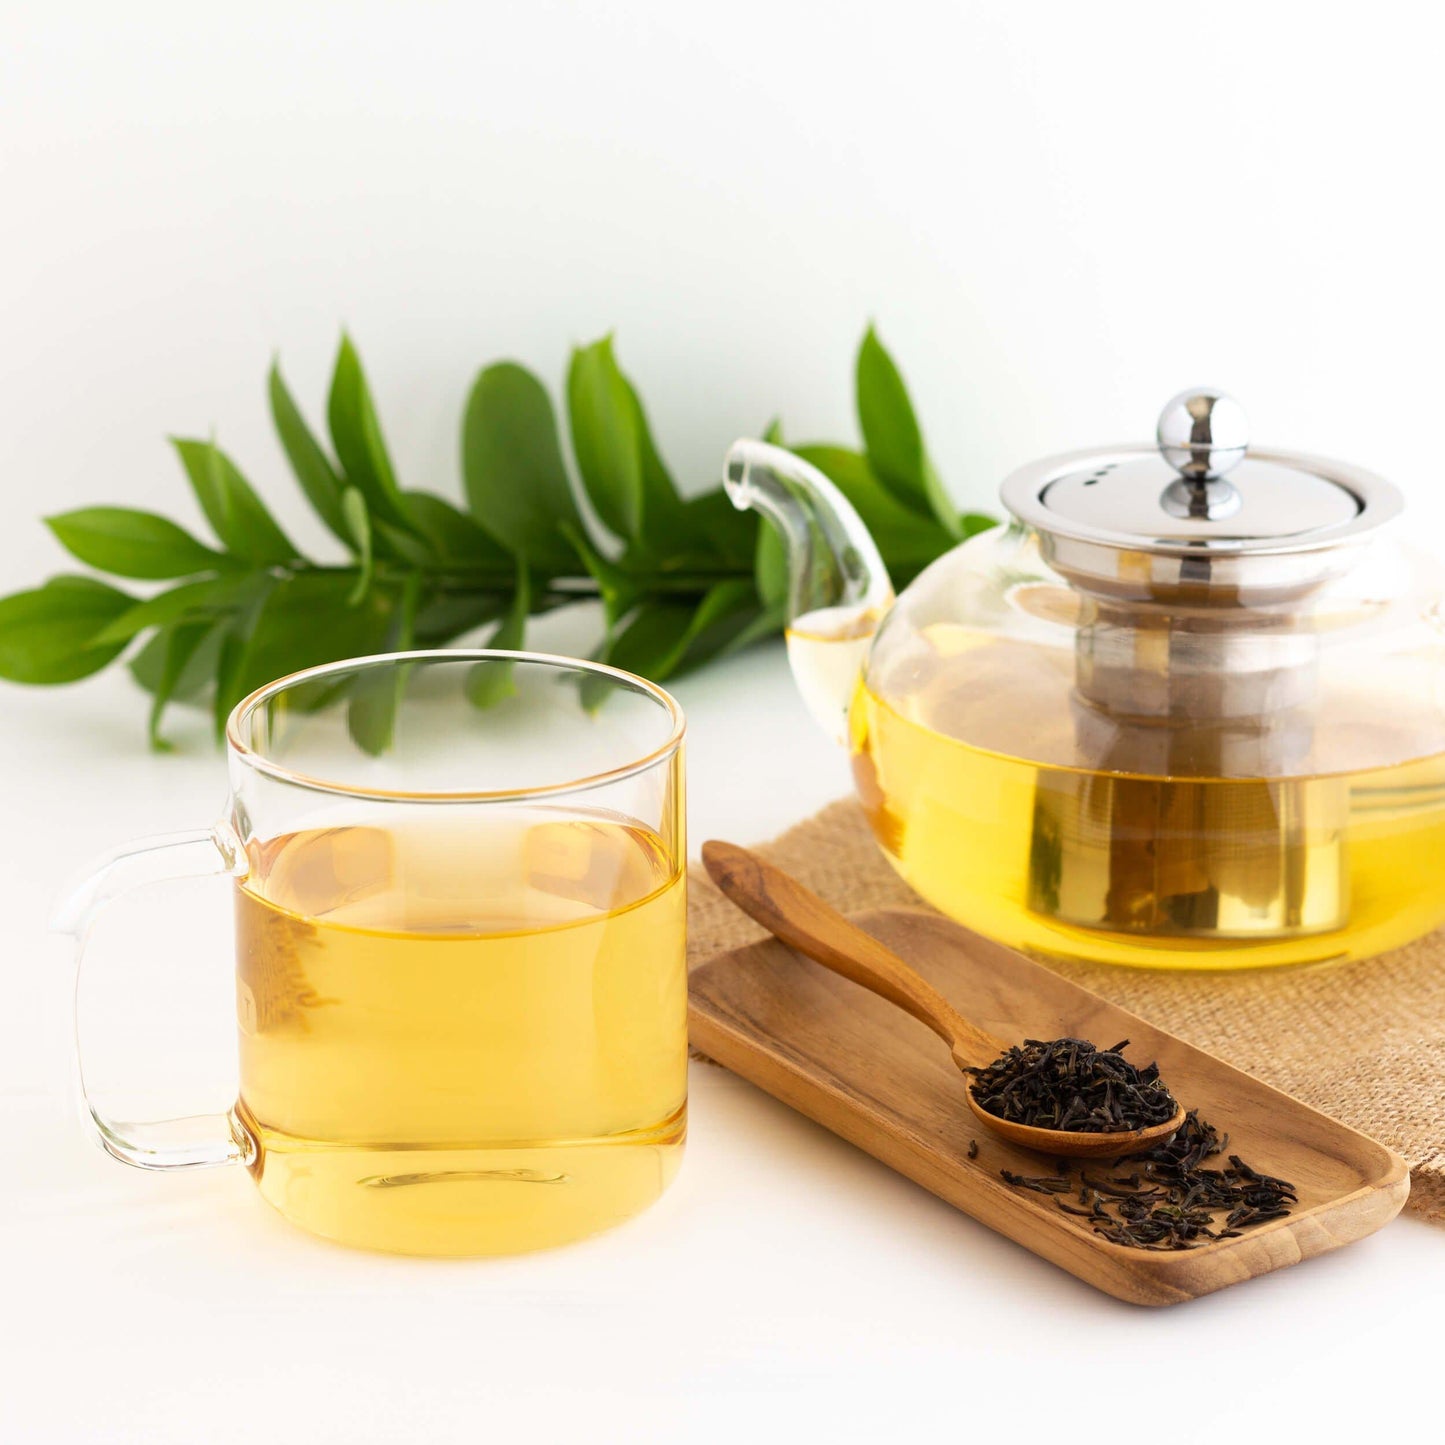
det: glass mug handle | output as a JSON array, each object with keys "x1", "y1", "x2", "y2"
[{"x1": 51, "y1": 822, "x2": 256, "y2": 1172}]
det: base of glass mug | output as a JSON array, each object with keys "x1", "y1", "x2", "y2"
[{"x1": 232, "y1": 1101, "x2": 686, "y2": 1256}]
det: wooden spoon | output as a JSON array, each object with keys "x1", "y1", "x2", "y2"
[{"x1": 701, "y1": 840, "x2": 1187, "y2": 1160}]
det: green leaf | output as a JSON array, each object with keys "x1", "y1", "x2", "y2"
[
  {"x1": 412, "y1": 589, "x2": 511, "y2": 644},
  {"x1": 269, "y1": 360, "x2": 352, "y2": 547},
  {"x1": 566, "y1": 335, "x2": 683, "y2": 547},
  {"x1": 761, "y1": 417, "x2": 784, "y2": 445},
  {"x1": 0, "y1": 575, "x2": 135, "y2": 683},
  {"x1": 326, "y1": 335, "x2": 417, "y2": 536},
  {"x1": 129, "y1": 620, "x2": 225, "y2": 703},
  {"x1": 673, "y1": 489, "x2": 758, "y2": 570},
  {"x1": 465, "y1": 562, "x2": 530, "y2": 708},
  {"x1": 340, "y1": 488, "x2": 373, "y2": 605},
  {"x1": 755, "y1": 517, "x2": 789, "y2": 609},
  {"x1": 790, "y1": 444, "x2": 955, "y2": 576},
  {"x1": 962, "y1": 512, "x2": 997, "y2": 539},
  {"x1": 723, "y1": 601, "x2": 786, "y2": 655},
  {"x1": 212, "y1": 629, "x2": 247, "y2": 739},
  {"x1": 601, "y1": 599, "x2": 694, "y2": 683},
  {"x1": 93, "y1": 573, "x2": 262, "y2": 645},
  {"x1": 210, "y1": 571, "x2": 394, "y2": 737},
  {"x1": 674, "y1": 579, "x2": 762, "y2": 674},
  {"x1": 855, "y1": 326, "x2": 960, "y2": 537},
  {"x1": 562, "y1": 521, "x2": 640, "y2": 627},
  {"x1": 370, "y1": 520, "x2": 436, "y2": 567},
  {"x1": 45, "y1": 507, "x2": 229, "y2": 581},
  {"x1": 171, "y1": 438, "x2": 301, "y2": 564},
  {"x1": 146, "y1": 622, "x2": 213, "y2": 750},
  {"x1": 346, "y1": 572, "x2": 422, "y2": 755},
  {"x1": 602, "y1": 580, "x2": 758, "y2": 686},
  {"x1": 488, "y1": 564, "x2": 530, "y2": 654},
  {"x1": 344, "y1": 670, "x2": 397, "y2": 756},
  {"x1": 462, "y1": 362, "x2": 583, "y2": 572},
  {"x1": 403, "y1": 491, "x2": 513, "y2": 566}
]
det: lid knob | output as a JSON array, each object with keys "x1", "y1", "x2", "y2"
[{"x1": 1157, "y1": 388, "x2": 1247, "y2": 521}]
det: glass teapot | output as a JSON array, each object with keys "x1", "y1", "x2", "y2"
[{"x1": 724, "y1": 390, "x2": 1445, "y2": 970}]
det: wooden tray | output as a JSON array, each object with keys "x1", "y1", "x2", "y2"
[{"x1": 689, "y1": 907, "x2": 1409, "y2": 1306}]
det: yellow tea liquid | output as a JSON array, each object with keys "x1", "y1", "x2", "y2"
[
  {"x1": 231, "y1": 813, "x2": 686, "y2": 1254},
  {"x1": 851, "y1": 684, "x2": 1445, "y2": 970}
]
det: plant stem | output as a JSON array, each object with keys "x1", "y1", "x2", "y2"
[{"x1": 306, "y1": 562, "x2": 745, "y2": 597}]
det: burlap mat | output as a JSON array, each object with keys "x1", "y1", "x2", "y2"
[{"x1": 688, "y1": 798, "x2": 1445, "y2": 1223}]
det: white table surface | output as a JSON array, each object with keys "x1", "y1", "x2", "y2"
[{"x1": 3, "y1": 631, "x2": 1441, "y2": 1444}]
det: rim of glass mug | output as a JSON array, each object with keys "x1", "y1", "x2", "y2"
[{"x1": 225, "y1": 648, "x2": 686, "y2": 803}]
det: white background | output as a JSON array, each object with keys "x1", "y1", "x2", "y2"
[{"x1": 3, "y1": 3, "x2": 1444, "y2": 1441}]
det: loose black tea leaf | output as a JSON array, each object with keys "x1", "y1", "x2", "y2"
[
  {"x1": 966, "y1": 1036, "x2": 1178, "y2": 1134},
  {"x1": 999, "y1": 1109, "x2": 1298, "y2": 1251},
  {"x1": 999, "y1": 1170, "x2": 1072, "y2": 1194},
  {"x1": 966, "y1": 1139, "x2": 979, "y2": 1160}
]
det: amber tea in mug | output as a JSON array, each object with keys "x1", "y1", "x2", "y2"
[{"x1": 57, "y1": 652, "x2": 688, "y2": 1255}]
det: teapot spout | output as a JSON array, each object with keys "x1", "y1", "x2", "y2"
[{"x1": 724, "y1": 440, "x2": 893, "y2": 742}]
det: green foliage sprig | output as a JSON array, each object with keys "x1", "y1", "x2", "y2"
[{"x1": 0, "y1": 327, "x2": 993, "y2": 750}]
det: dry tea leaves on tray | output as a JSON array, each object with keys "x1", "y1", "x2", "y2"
[{"x1": 998, "y1": 1110, "x2": 1298, "y2": 1251}]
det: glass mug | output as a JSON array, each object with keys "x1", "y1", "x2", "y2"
[{"x1": 56, "y1": 652, "x2": 688, "y2": 1255}]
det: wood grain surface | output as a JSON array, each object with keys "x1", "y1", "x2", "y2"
[{"x1": 689, "y1": 907, "x2": 1410, "y2": 1306}]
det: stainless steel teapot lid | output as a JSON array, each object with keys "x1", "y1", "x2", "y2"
[
  {"x1": 999, "y1": 389, "x2": 1403, "y2": 600},
  {"x1": 1002, "y1": 388, "x2": 1401, "y2": 556}
]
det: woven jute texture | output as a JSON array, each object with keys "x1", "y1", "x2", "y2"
[{"x1": 688, "y1": 798, "x2": 1445, "y2": 1223}]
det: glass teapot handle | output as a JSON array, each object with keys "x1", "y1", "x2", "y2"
[
  {"x1": 724, "y1": 441, "x2": 894, "y2": 742},
  {"x1": 51, "y1": 824, "x2": 256, "y2": 1172},
  {"x1": 723, "y1": 440, "x2": 894, "y2": 627}
]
